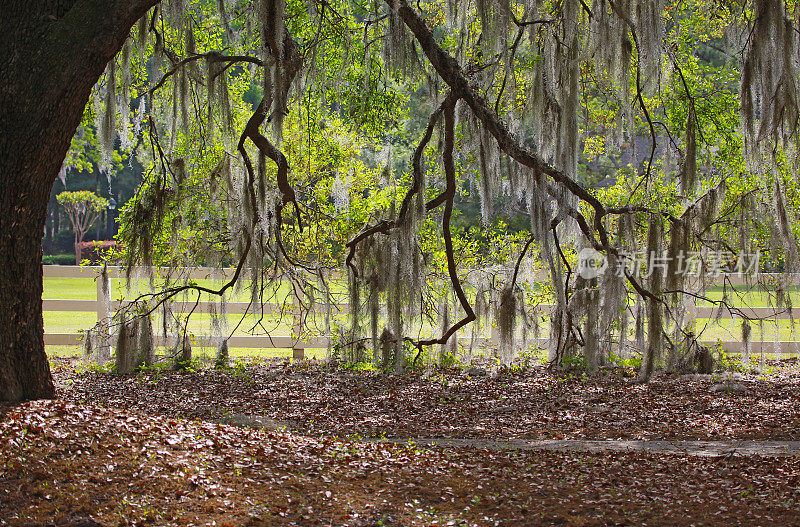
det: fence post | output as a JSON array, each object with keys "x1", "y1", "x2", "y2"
[
  {"x1": 292, "y1": 284, "x2": 304, "y2": 360},
  {"x1": 96, "y1": 265, "x2": 112, "y2": 360},
  {"x1": 96, "y1": 268, "x2": 106, "y2": 324}
]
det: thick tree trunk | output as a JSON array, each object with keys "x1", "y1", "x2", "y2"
[
  {"x1": 0, "y1": 186, "x2": 55, "y2": 401},
  {"x1": 0, "y1": 0, "x2": 157, "y2": 402}
]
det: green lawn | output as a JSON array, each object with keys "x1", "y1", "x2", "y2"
[
  {"x1": 698, "y1": 285, "x2": 800, "y2": 307},
  {"x1": 43, "y1": 276, "x2": 309, "y2": 302},
  {"x1": 46, "y1": 344, "x2": 332, "y2": 360},
  {"x1": 42, "y1": 275, "x2": 800, "y2": 359},
  {"x1": 42, "y1": 274, "x2": 343, "y2": 359}
]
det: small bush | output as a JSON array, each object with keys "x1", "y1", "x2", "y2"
[
  {"x1": 77, "y1": 240, "x2": 119, "y2": 264},
  {"x1": 561, "y1": 354, "x2": 587, "y2": 369},
  {"x1": 43, "y1": 254, "x2": 77, "y2": 265}
]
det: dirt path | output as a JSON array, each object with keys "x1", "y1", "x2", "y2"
[
  {"x1": 213, "y1": 413, "x2": 800, "y2": 456},
  {"x1": 379, "y1": 437, "x2": 800, "y2": 456}
]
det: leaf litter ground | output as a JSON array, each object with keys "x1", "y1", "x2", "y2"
[{"x1": 1, "y1": 358, "x2": 799, "y2": 526}]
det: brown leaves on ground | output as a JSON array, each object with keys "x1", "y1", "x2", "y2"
[
  {"x1": 1, "y1": 359, "x2": 799, "y2": 526},
  {"x1": 2, "y1": 399, "x2": 799, "y2": 527},
  {"x1": 56, "y1": 358, "x2": 800, "y2": 441}
]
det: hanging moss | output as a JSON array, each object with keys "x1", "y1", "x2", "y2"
[
  {"x1": 639, "y1": 216, "x2": 664, "y2": 381},
  {"x1": 584, "y1": 286, "x2": 600, "y2": 370},
  {"x1": 369, "y1": 288, "x2": 380, "y2": 364},
  {"x1": 98, "y1": 61, "x2": 117, "y2": 172},
  {"x1": 172, "y1": 323, "x2": 193, "y2": 371},
  {"x1": 103, "y1": 0, "x2": 800, "y2": 387},
  {"x1": 495, "y1": 287, "x2": 517, "y2": 364},
  {"x1": 114, "y1": 313, "x2": 140, "y2": 375},
  {"x1": 217, "y1": 0, "x2": 234, "y2": 43},
  {"x1": 741, "y1": 318, "x2": 752, "y2": 369},
  {"x1": 137, "y1": 12, "x2": 149, "y2": 51},
  {"x1": 215, "y1": 340, "x2": 229, "y2": 369},
  {"x1": 137, "y1": 311, "x2": 155, "y2": 367}
]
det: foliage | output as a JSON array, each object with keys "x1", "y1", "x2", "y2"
[
  {"x1": 65, "y1": 0, "x2": 800, "y2": 380},
  {"x1": 42, "y1": 254, "x2": 78, "y2": 266},
  {"x1": 56, "y1": 191, "x2": 111, "y2": 264},
  {"x1": 56, "y1": 190, "x2": 109, "y2": 215}
]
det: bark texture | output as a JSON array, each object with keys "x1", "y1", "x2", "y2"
[{"x1": 0, "y1": 0, "x2": 157, "y2": 402}]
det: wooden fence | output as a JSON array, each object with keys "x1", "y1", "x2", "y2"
[{"x1": 42, "y1": 265, "x2": 800, "y2": 357}]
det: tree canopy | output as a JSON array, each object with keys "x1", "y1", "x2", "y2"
[{"x1": 62, "y1": 0, "x2": 800, "y2": 380}]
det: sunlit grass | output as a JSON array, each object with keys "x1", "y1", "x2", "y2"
[
  {"x1": 43, "y1": 274, "x2": 342, "y2": 359},
  {"x1": 43, "y1": 276, "x2": 302, "y2": 303},
  {"x1": 42, "y1": 275, "x2": 800, "y2": 359},
  {"x1": 47, "y1": 344, "x2": 331, "y2": 360},
  {"x1": 698, "y1": 285, "x2": 800, "y2": 307}
]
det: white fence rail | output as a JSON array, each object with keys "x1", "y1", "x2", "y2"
[
  {"x1": 43, "y1": 265, "x2": 326, "y2": 358},
  {"x1": 42, "y1": 266, "x2": 800, "y2": 357}
]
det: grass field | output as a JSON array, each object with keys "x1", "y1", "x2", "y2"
[
  {"x1": 41, "y1": 275, "x2": 800, "y2": 359},
  {"x1": 42, "y1": 274, "x2": 340, "y2": 359},
  {"x1": 699, "y1": 284, "x2": 800, "y2": 307}
]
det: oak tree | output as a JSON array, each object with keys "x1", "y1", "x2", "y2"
[{"x1": 4, "y1": 0, "x2": 800, "y2": 401}]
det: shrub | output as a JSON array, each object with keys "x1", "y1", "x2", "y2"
[
  {"x1": 43, "y1": 254, "x2": 78, "y2": 265},
  {"x1": 77, "y1": 240, "x2": 119, "y2": 264}
]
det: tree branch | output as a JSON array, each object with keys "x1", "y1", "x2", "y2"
[{"x1": 391, "y1": 0, "x2": 612, "y2": 251}]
